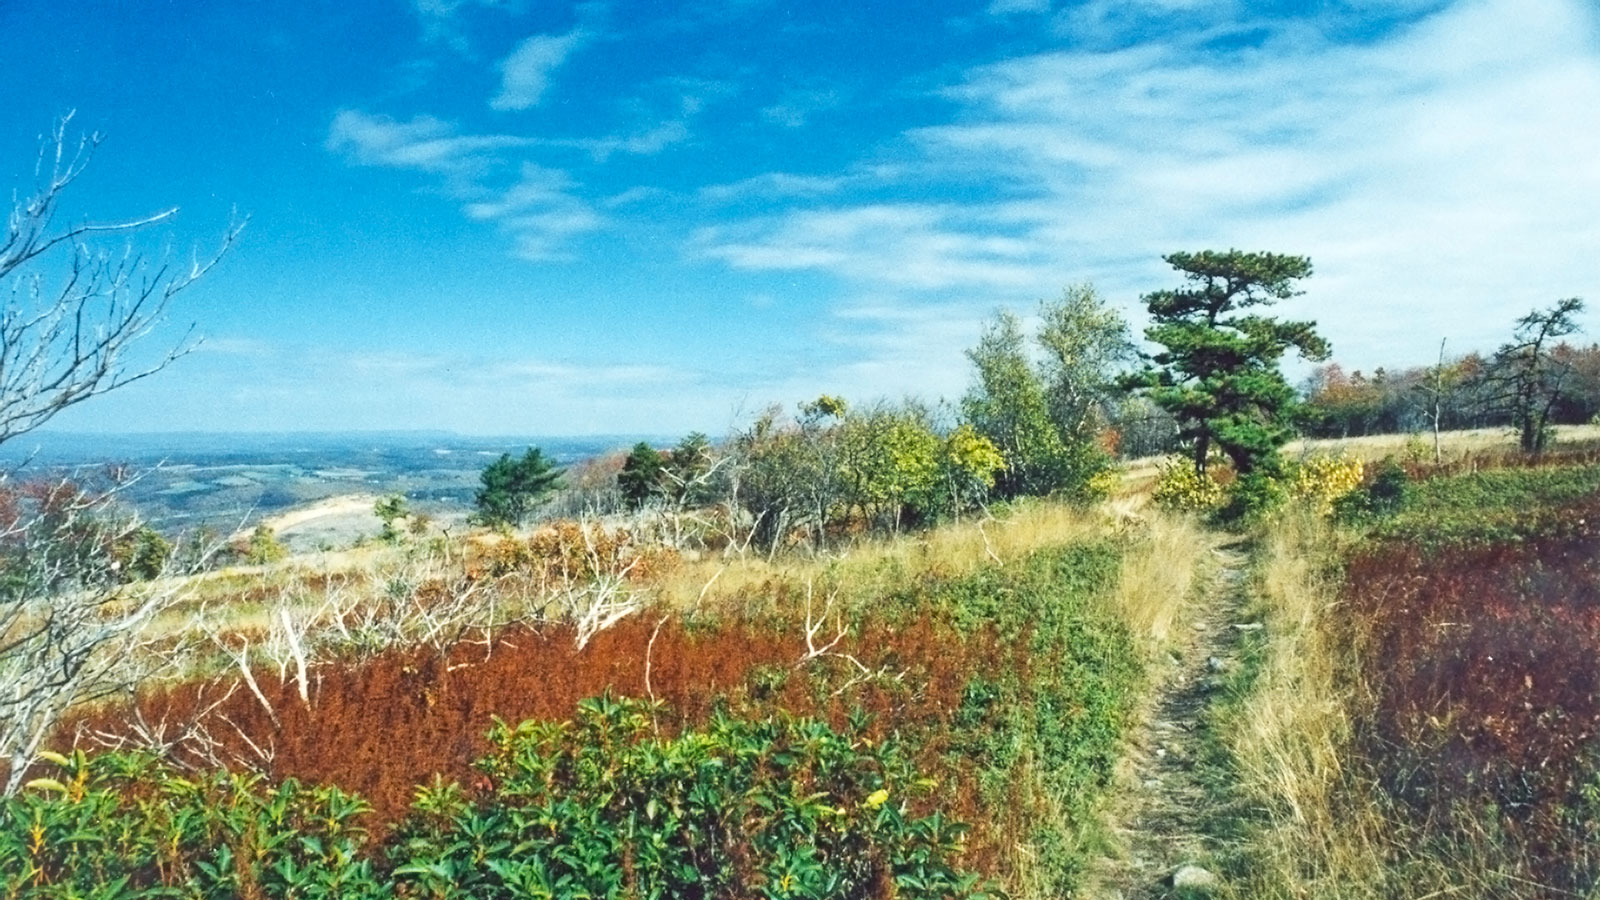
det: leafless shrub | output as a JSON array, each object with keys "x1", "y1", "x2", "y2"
[{"x1": 0, "y1": 113, "x2": 239, "y2": 795}]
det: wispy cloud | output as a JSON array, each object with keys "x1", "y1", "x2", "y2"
[
  {"x1": 188, "y1": 344, "x2": 708, "y2": 434},
  {"x1": 326, "y1": 112, "x2": 602, "y2": 258},
  {"x1": 699, "y1": 172, "x2": 851, "y2": 202},
  {"x1": 571, "y1": 120, "x2": 690, "y2": 161},
  {"x1": 699, "y1": 0, "x2": 1600, "y2": 372},
  {"x1": 986, "y1": 0, "x2": 1050, "y2": 16},
  {"x1": 695, "y1": 204, "x2": 1046, "y2": 290},
  {"x1": 463, "y1": 163, "x2": 605, "y2": 260},
  {"x1": 534, "y1": 82, "x2": 718, "y2": 160},
  {"x1": 490, "y1": 28, "x2": 590, "y2": 110},
  {"x1": 325, "y1": 110, "x2": 528, "y2": 183},
  {"x1": 411, "y1": 0, "x2": 520, "y2": 52},
  {"x1": 759, "y1": 85, "x2": 846, "y2": 128}
]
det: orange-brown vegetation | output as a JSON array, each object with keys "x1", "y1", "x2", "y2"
[
  {"x1": 467, "y1": 519, "x2": 681, "y2": 582},
  {"x1": 63, "y1": 608, "x2": 1008, "y2": 842},
  {"x1": 1345, "y1": 495, "x2": 1600, "y2": 892}
]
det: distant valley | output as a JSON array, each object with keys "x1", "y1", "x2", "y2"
[{"x1": 0, "y1": 431, "x2": 656, "y2": 537}]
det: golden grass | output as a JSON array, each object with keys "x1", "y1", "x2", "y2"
[
  {"x1": 655, "y1": 499, "x2": 1117, "y2": 617},
  {"x1": 1286, "y1": 423, "x2": 1600, "y2": 464},
  {"x1": 1098, "y1": 500, "x2": 1208, "y2": 650},
  {"x1": 1220, "y1": 511, "x2": 1391, "y2": 900},
  {"x1": 1123, "y1": 425, "x2": 1600, "y2": 485}
]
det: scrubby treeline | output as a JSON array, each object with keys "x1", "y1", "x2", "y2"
[
  {"x1": 543, "y1": 284, "x2": 1138, "y2": 551},
  {"x1": 1301, "y1": 299, "x2": 1593, "y2": 452}
]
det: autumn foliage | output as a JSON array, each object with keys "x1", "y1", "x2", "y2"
[{"x1": 1344, "y1": 484, "x2": 1600, "y2": 892}]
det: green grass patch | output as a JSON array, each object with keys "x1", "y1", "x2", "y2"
[
  {"x1": 1366, "y1": 462, "x2": 1600, "y2": 548},
  {"x1": 918, "y1": 542, "x2": 1140, "y2": 895}
]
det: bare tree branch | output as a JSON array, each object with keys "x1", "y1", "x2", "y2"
[
  {"x1": 0, "y1": 111, "x2": 244, "y2": 446},
  {"x1": 0, "y1": 114, "x2": 241, "y2": 795}
]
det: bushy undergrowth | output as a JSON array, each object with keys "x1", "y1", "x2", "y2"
[
  {"x1": 397, "y1": 695, "x2": 988, "y2": 900},
  {"x1": 1149, "y1": 459, "x2": 1225, "y2": 512},
  {"x1": 1286, "y1": 453, "x2": 1364, "y2": 516},
  {"x1": 1152, "y1": 453, "x2": 1364, "y2": 524},
  {"x1": 1223, "y1": 460, "x2": 1600, "y2": 898},
  {"x1": 899, "y1": 542, "x2": 1139, "y2": 895},
  {"x1": 1362, "y1": 460, "x2": 1600, "y2": 548},
  {"x1": 50, "y1": 526, "x2": 1145, "y2": 898},
  {"x1": 2, "y1": 748, "x2": 381, "y2": 898},
  {"x1": 1345, "y1": 520, "x2": 1600, "y2": 896},
  {"x1": 3, "y1": 699, "x2": 989, "y2": 899}
]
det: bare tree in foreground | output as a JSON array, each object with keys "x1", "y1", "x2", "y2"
[
  {"x1": 0, "y1": 113, "x2": 240, "y2": 794},
  {"x1": 1, "y1": 113, "x2": 242, "y2": 442}
]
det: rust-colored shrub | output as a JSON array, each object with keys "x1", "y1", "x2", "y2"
[
  {"x1": 1345, "y1": 502, "x2": 1600, "y2": 891},
  {"x1": 62, "y1": 612, "x2": 1012, "y2": 835}
]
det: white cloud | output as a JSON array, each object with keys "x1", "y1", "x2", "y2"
[
  {"x1": 699, "y1": 172, "x2": 851, "y2": 202},
  {"x1": 699, "y1": 0, "x2": 1600, "y2": 374},
  {"x1": 462, "y1": 163, "x2": 605, "y2": 260},
  {"x1": 582, "y1": 120, "x2": 690, "y2": 159},
  {"x1": 696, "y1": 204, "x2": 1047, "y2": 290},
  {"x1": 325, "y1": 110, "x2": 528, "y2": 181},
  {"x1": 411, "y1": 0, "x2": 521, "y2": 52},
  {"x1": 490, "y1": 29, "x2": 589, "y2": 111},
  {"x1": 759, "y1": 86, "x2": 846, "y2": 128},
  {"x1": 987, "y1": 0, "x2": 1051, "y2": 16},
  {"x1": 157, "y1": 343, "x2": 711, "y2": 435},
  {"x1": 603, "y1": 186, "x2": 664, "y2": 207},
  {"x1": 327, "y1": 112, "x2": 603, "y2": 260}
]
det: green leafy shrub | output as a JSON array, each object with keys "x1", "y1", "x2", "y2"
[
  {"x1": 244, "y1": 524, "x2": 289, "y2": 565},
  {"x1": 391, "y1": 694, "x2": 990, "y2": 900},
  {"x1": 1217, "y1": 470, "x2": 1290, "y2": 524},
  {"x1": 0, "y1": 749, "x2": 382, "y2": 898},
  {"x1": 110, "y1": 525, "x2": 172, "y2": 581},
  {"x1": 1, "y1": 705, "x2": 987, "y2": 900},
  {"x1": 1367, "y1": 456, "x2": 1411, "y2": 512}
]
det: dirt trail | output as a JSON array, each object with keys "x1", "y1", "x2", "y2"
[{"x1": 1088, "y1": 538, "x2": 1251, "y2": 899}]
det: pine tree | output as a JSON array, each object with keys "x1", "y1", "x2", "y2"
[
  {"x1": 618, "y1": 442, "x2": 665, "y2": 510},
  {"x1": 474, "y1": 447, "x2": 563, "y2": 527},
  {"x1": 1486, "y1": 297, "x2": 1585, "y2": 455},
  {"x1": 1128, "y1": 250, "x2": 1330, "y2": 476}
]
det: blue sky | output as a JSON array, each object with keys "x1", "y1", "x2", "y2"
[{"x1": 3, "y1": 0, "x2": 1598, "y2": 436}]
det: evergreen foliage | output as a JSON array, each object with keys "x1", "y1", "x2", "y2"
[
  {"x1": 1487, "y1": 297, "x2": 1586, "y2": 455},
  {"x1": 662, "y1": 431, "x2": 715, "y2": 507},
  {"x1": 374, "y1": 494, "x2": 409, "y2": 542},
  {"x1": 617, "y1": 442, "x2": 664, "y2": 510},
  {"x1": 1127, "y1": 250, "x2": 1330, "y2": 477},
  {"x1": 474, "y1": 447, "x2": 563, "y2": 527}
]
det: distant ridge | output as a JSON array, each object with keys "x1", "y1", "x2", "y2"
[{"x1": 0, "y1": 431, "x2": 677, "y2": 465}]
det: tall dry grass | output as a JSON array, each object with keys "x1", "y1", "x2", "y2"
[
  {"x1": 1098, "y1": 501, "x2": 1207, "y2": 651},
  {"x1": 655, "y1": 499, "x2": 1116, "y2": 618},
  {"x1": 1221, "y1": 511, "x2": 1392, "y2": 900},
  {"x1": 1285, "y1": 423, "x2": 1600, "y2": 464}
]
